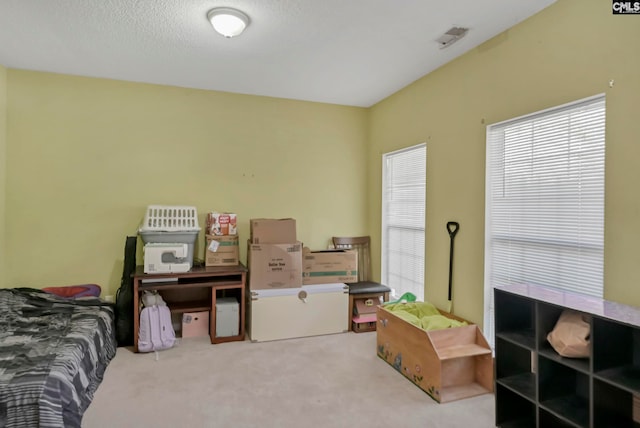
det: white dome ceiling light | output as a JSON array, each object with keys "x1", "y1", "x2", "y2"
[{"x1": 207, "y1": 7, "x2": 250, "y2": 38}]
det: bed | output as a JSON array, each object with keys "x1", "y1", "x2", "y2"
[
  {"x1": 0, "y1": 288, "x2": 117, "y2": 427},
  {"x1": 376, "y1": 302, "x2": 494, "y2": 403}
]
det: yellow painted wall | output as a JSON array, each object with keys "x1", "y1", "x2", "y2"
[
  {"x1": 0, "y1": 64, "x2": 6, "y2": 288},
  {"x1": 368, "y1": 0, "x2": 640, "y2": 326},
  {"x1": 4, "y1": 0, "x2": 638, "y2": 323},
  {"x1": 5, "y1": 71, "x2": 368, "y2": 295}
]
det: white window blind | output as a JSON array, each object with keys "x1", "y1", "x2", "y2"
[
  {"x1": 484, "y1": 94, "x2": 605, "y2": 344},
  {"x1": 382, "y1": 143, "x2": 426, "y2": 301}
]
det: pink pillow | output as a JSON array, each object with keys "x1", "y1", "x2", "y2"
[{"x1": 43, "y1": 284, "x2": 102, "y2": 299}]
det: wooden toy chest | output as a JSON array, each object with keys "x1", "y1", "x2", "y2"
[{"x1": 376, "y1": 305, "x2": 494, "y2": 403}]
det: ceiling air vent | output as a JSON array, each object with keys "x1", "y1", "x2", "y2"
[{"x1": 436, "y1": 27, "x2": 469, "y2": 49}]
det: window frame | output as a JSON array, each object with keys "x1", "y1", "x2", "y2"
[
  {"x1": 483, "y1": 93, "x2": 606, "y2": 345},
  {"x1": 381, "y1": 142, "x2": 427, "y2": 300}
]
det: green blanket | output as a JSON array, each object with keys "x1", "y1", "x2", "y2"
[{"x1": 384, "y1": 301, "x2": 467, "y2": 330}]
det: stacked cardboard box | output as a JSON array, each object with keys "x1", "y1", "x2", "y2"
[
  {"x1": 351, "y1": 297, "x2": 380, "y2": 333},
  {"x1": 247, "y1": 218, "x2": 350, "y2": 342},
  {"x1": 247, "y1": 218, "x2": 302, "y2": 289},
  {"x1": 302, "y1": 248, "x2": 358, "y2": 285},
  {"x1": 206, "y1": 212, "x2": 237, "y2": 236},
  {"x1": 205, "y1": 212, "x2": 239, "y2": 267}
]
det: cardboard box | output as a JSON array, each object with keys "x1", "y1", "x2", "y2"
[
  {"x1": 248, "y1": 241, "x2": 303, "y2": 289},
  {"x1": 182, "y1": 311, "x2": 210, "y2": 338},
  {"x1": 354, "y1": 297, "x2": 381, "y2": 315},
  {"x1": 302, "y1": 248, "x2": 358, "y2": 285},
  {"x1": 352, "y1": 320, "x2": 377, "y2": 333},
  {"x1": 352, "y1": 298, "x2": 380, "y2": 332},
  {"x1": 205, "y1": 235, "x2": 239, "y2": 266},
  {"x1": 250, "y1": 218, "x2": 296, "y2": 244},
  {"x1": 206, "y1": 212, "x2": 237, "y2": 236}
]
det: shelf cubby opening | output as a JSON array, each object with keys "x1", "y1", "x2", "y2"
[
  {"x1": 593, "y1": 378, "x2": 640, "y2": 428},
  {"x1": 158, "y1": 287, "x2": 210, "y2": 308},
  {"x1": 166, "y1": 300, "x2": 210, "y2": 313},
  {"x1": 537, "y1": 301, "x2": 591, "y2": 373},
  {"x1": 496, "y1": 337, "x2": 536, "y2": 401},
  {"x1": 495, "y1": 289, "x2": 536, "y2": 349},
  {"x1": 540, "y1": 408, "x2": 583, "y2": 428},
  {"x1": 496, "y1": 384, "x2": 536, "y2": 428},
  {"x1": 593, "y1": 318, "x2": 640, "y2": 395},
  {"x1": 538, "y1": 356, "x2": 590, "y2": 428},
  {"x1": 216, "y1": 287, "x2": 242, "y2": 301}
]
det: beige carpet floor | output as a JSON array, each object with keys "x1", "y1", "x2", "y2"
[{"x1": 82, "y1": 331, "x2": 495, "y2": 428}]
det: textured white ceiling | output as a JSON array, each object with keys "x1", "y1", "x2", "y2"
[{"x1": 0, "y1": 0, "x2": 556, "y2": 107}]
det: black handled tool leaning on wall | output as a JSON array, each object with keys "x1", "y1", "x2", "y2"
[{"x1": 446, "y1": 221, "x2": 460, "y2": 313}]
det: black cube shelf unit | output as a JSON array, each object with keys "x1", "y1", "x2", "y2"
[{"x1": 495, "y1": 284, "x2": 640, "y2": 428}]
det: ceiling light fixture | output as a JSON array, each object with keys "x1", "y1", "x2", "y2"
[{"x1": 207, "y1": 7, "x2": 250, "y2": 38}]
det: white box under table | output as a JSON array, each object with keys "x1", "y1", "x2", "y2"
[
  {"x1": 248, "y1": 283, "x2": 349, "y2": 342},
  {"x1": 215, "y1": 297, "x2": 239, "y2": 338}
]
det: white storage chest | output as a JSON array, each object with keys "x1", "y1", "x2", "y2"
[{"x1": 247, "y1": 283, "x2": 348, "y2": 342}]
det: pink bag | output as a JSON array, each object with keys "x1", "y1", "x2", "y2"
[{"x1": 547, "y1": 310, "x2": 590, "y2": 358}]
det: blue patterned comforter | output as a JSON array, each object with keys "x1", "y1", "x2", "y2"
[{"x1": 0, "y1": 288, "x2": 116, "y2": 427}]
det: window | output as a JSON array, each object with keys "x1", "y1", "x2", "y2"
[
  {"x1": 382, "y1": 143, "x2": 426, "y2": 301},
  {"x1": 484, "y1": 94, "x2": 605, "y2": 344}
]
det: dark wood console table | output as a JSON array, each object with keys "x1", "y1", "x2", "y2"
[{"x1": 132, "y1": 264, "x2": 247, "y2": 352}]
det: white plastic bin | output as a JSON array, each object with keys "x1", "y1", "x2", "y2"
[
  {"x1": 139, "y1": 205, "x2": 200, "y2": 232},
  {"x1": 138, "y1": 205, "x2": 201, "y2": 266},
  {"x1": 216, "y1": 297, "x2": 239, "y2": 338}
]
